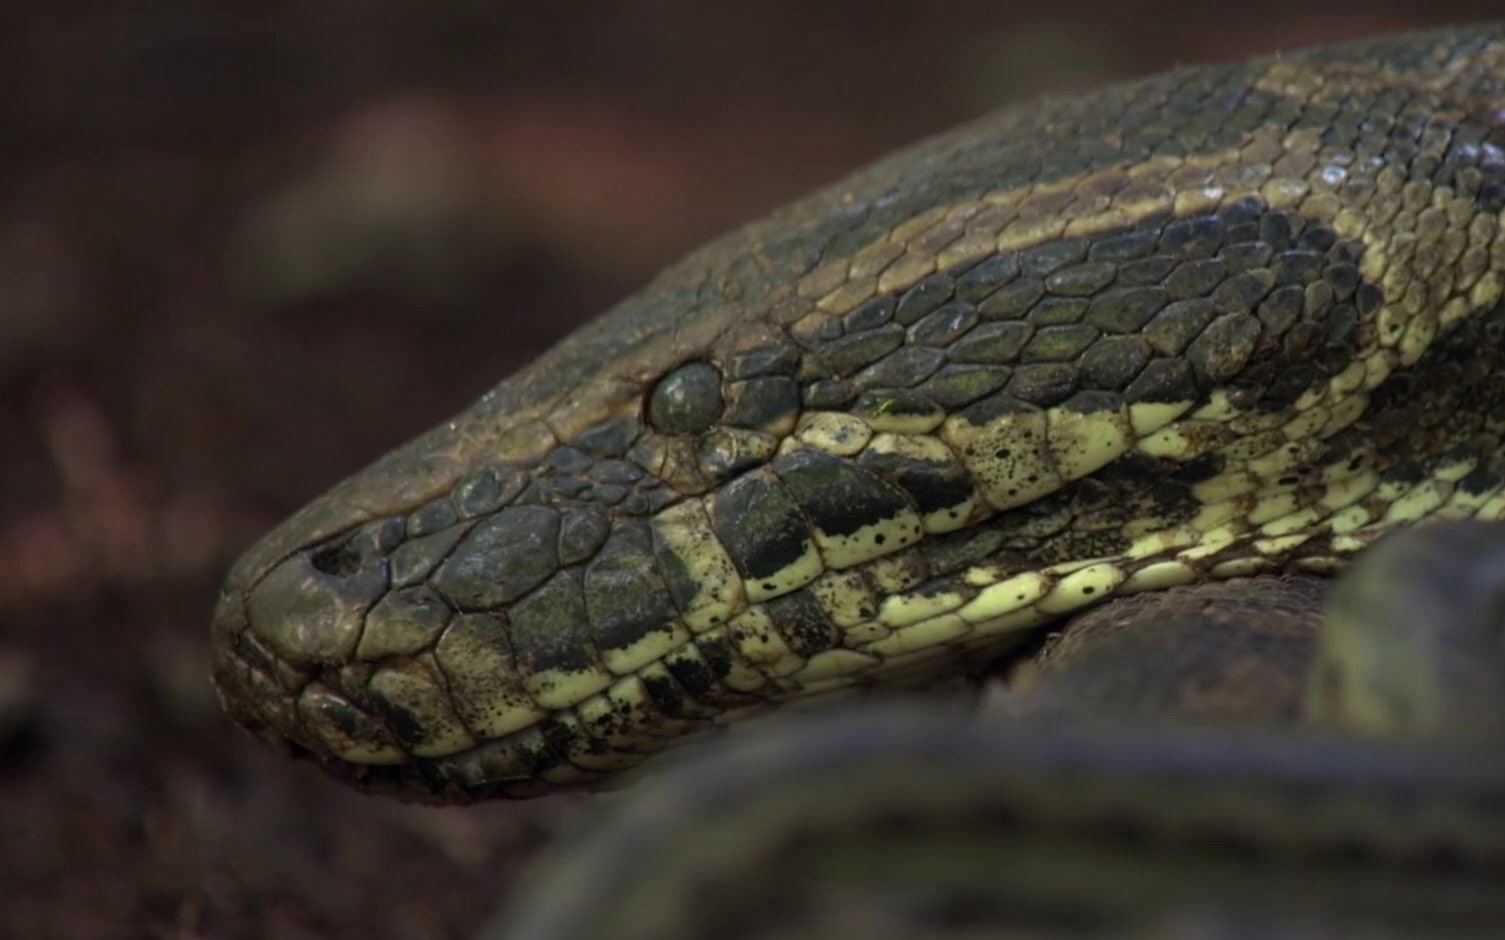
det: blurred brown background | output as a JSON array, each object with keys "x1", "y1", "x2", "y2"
[{"x1": 2, "y1": 4, "x2": 1500, "y2": 938}]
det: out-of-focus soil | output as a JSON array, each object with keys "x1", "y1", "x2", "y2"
[{"x1": 2, "y1": 4, "x2": 1496, "y2": 938}]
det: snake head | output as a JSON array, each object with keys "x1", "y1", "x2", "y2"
[
  {"x1": 213, "y1": 24, "x2": 1505, "y2": 802},
  {"x1": 210, "y1": 185, "x2": 876, "y2": 799}
]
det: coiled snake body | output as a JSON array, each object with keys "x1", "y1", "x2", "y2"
[{"x1": 213, "y1": 24, "x2": 1505, "y2": 937}]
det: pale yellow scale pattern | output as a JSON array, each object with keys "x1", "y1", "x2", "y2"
[{"x1": 649, "y1": 500, "x2": 745, "y2": 632}]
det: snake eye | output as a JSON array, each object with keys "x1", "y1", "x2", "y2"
[{"x1": 647, "y1": 360, "x2": 724, "y2": 435}]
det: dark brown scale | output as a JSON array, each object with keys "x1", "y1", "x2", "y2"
[
  {"x1": 1217, "y1": 237, "x2": 1274, "y2": 270},
  {"x1": 1185, "y1": 312, "x2": 1263, "y2": 385},
  {"x1": 1023, "y1": 238, "x2": 1092, "y2": 278},
  {"x1": 361, "y1": 586, "x2": 453, "y2": 658},
  {"x1": 916, "y1": 364, "x2": 1012, "y2": 409},
  {"x1": 1078, "y1": 336, "x2": 1152, "y2": 390},
  {"x1": 908, "y1": 302, "x2": 978, "y2": 346},
  {"x1": 801, "y1": 378, "x2": 859, "y2": 410},
  {"x1": 895, "y1": 273, "x2": 959, "y2": 322},
  {"x1": 1085, "y1": 285, "x2": 1168, "y2": 333},
  {"x1": 559, "y1": 507, "x2": 611, "y2": 567},
  {"x1": 1021, "y1": 324, "x2": 1099, "y2": 361},
  {"x1": 431, "y1": 506, "x2": 560, "y2": 609},
  {"x1": 637, "y1": 670, "x2": 698, "y2": 719},
  {"x1": 661, "y1": 645, "x2": 732, "y2": 702},
  {"x1": 453, "y1": 467, "x2": 525, "y2": 518},
  {"x1": 672, "y1": 635, "x2": 743, "y2": 700},
  {"x1": 762, "y1": 591, "x2": 841, "y2": 659},
  {"x1": 1045, "y1": 260, "x2": 1118, "y2": 297},
  {"x1": 408, "y1": 497, "x2": 459, "y2": 537},
  {"x1": 799, "y1": 324, "x2": 906, "y2": 378},
  {"x1": 852, "y1": 345, "x2": 947, "y2": 389},
  {"x1": 916, "y1": 525, "x2": 1011, "y2": 577},
  {"x1": 390, "y1": 527, "x2": 467, "y2": 587},
  {"x1": 1159, "y1": 214, "x2": 1225, "y2": 259},
  {"x1": 727, "y1": 345, "x2": 801, "y2": 380},
  {"x1": 1032, "y1": 295, "x2": 1091, "y2": 327},
  {"x1": 1256, "y1": 284, "x2": 1305, "y2": 334},
  {"x1": 771, "y1": 449, "x2": 916, "y2": 541},
  {"x1": 949, "y1": 321, "x2": 1034, "y2": 363},
  {"x1": 583, "y1": 520, "x2": 679, "y2": 656},
  {"x1": 722, "y1": 376, "x2": 802, "y2": 430},
  {"x1": 1118, "y1": 254, "x2": 1181, "y2": 287},
  {"x1": 708, "y1": 468, "x2": 815, "y2": 586},
  {"x1": 1123, "y1": 357, "x2": 1198, "y2": 405},
  {"x1": 978, "y1": 279, "x2": 1046, "y2": 318},
  {"x1": 571, "y1": 415, "x2": 640, "y2": 458},
  {"x1": 843, "y1": 296, "x2": 897, "y2": 332},
  {"x1": 507, "y1": 570, "x2": 594, "y2": 676},
  {"x1": 1004, "y1": 362, "x2": 1079, "y2": 407},
  {"x1": 1088, "y1": 226, "x2": 1161, "y2": 263}
]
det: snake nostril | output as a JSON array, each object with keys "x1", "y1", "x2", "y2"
[
  {"x1": 241, "y1": 517, "x2": 404, "y2": 669},
  {"x1": 310, "y1": 537, "x2": 369, "y2": 578},
  {"x1": 309, "y1": 515, "x2": 409, "y2": 578}
]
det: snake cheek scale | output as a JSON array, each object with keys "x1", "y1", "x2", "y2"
[{"x1": 211, "y1": 23, "x2": 1505, "y2": 803}]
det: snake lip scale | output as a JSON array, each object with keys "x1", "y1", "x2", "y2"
[{"x1": 214, "y1": 23, "x2": 1505, "y2": 805}]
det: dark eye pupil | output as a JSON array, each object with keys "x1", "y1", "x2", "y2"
[{"x1": 648, "y1": 361, "x2": 725, "y2": 435}]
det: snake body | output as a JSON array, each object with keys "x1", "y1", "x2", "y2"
[
  {"x1": 487, "y1": 711, "x2": 1505, "y2": 940},
  {"x1": 482, "y1": 521, "x2": 1505, "y2": 938},
  {"x1": 211, "y1": 24, "x2": 1505, "y2": 930}
]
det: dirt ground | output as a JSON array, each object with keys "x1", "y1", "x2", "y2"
[{"x1": 2, "y1": 4, "x2": 1497, "y2": 938}]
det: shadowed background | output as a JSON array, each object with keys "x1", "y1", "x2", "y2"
[{"x1": 2, "y1": 3, "x2": 1499, "y2": 937}]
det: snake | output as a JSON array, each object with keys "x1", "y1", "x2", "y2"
[
  {"x1": 210, "y1": 23, "x2": 1505, "y2": 937},
  {"x1": 479, "y1": 521, "x2": 1505, "y2": 939}
]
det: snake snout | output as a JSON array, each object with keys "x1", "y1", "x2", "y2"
[
  {"x1": 209, "y1": 514, "x2": 411, "y2": 770},
  {"x1": 209, "y1": 455, "x2": 661, "y2": 799},
  {"x1": 246, "y1": 519, "x2": 398, "y2": 670}
]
